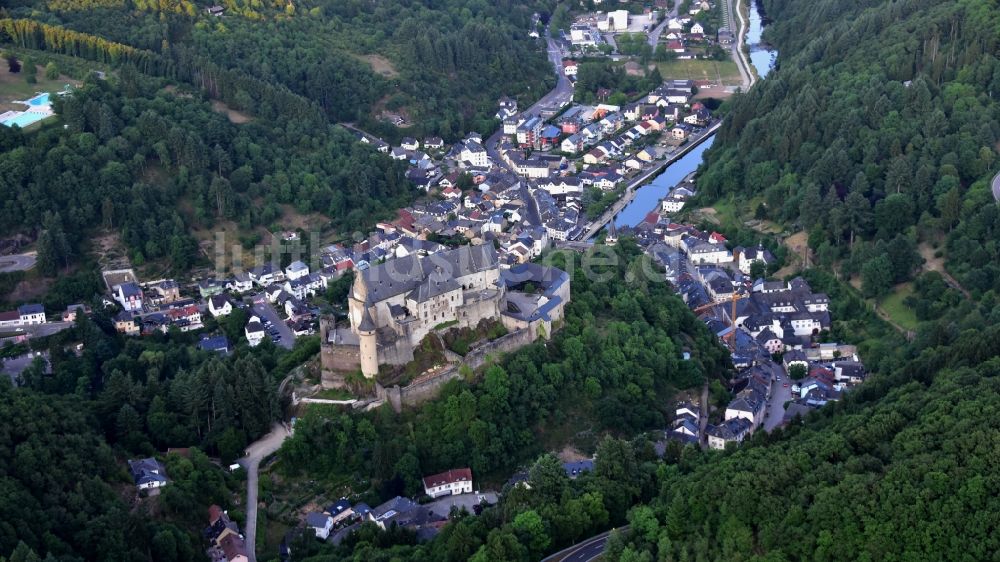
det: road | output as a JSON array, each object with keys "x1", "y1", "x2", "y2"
[
  {"x1": 542, "y1": 526, "x2": 630, "y2": 562},
  {"x1": 252, "y1": 299, "x2": 294, "y2": 350},
  {"x1": 646, "y1": 2, "x2": 678, "y2": 48},
  {"x1": 239, "y1": 423, "x2": 291, "y2": 562},
  {"x1": 20, "y1": 321, "x2": 73, "y2": 338},
  {"x1": 0, "y1": 252, "x2": 36, "y2": 273},
  {"x1": 485, "y1": 28, "x2": 573, "y2": 230},
  {"x1": 731, "y1": 0, "x2": 756, "y2": 90},
  {"x1": 699, "y1": 382, "x2": 710, "y2": 449},
  {"x1": 992, "y1": 170, "x2": 1000, "y2": 202},
  {"x1": 575, "y1": 121, "x2": 721, "y2": 240},
  {"x1": 763, "y1": 373, "x2": 792, "y2": 431}
]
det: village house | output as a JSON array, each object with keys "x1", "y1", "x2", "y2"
[
  {"x1": 128, "y1": 458, "x2": 168, "y2": 490},
  {"x1": 113, "y1": 282, "x2": 144, "y2": 312},
  {"x1": 422, "y1": 468, "x2": 474, "y2": 498},
  {"x1": 306, "y1": 512, "x2": 334, "y2": 540},
  {"x1": 114, "y1": 311, "x2": 140, "y2": 336},
  {"x1": 706, "y1": 417, "x2": 752, "y2": 449},
  {"x1": 209, "y1": 294, "x2": 233, "y2": 318},
  {"x1": 245, "y1": 316, "x2": 265, "y2": 347}
]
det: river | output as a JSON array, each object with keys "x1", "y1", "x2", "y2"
[
  {"x1": 612, "y1": 0, "x2": 777, "y2": 228},
  {"x1": 747, "y1": 0, "x2": 777, "y2": 78}
]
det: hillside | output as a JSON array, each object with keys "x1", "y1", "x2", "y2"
[
  {"x1": 696, "y1": 0, "x2": 1000, "y2": 299},
  {"x1": 2, "y1": 0, "x2": 554, "y2": 139}
]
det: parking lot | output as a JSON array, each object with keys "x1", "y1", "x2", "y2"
[{"x1": 251, "y1": 299, "x2": 295, "y2": 350}]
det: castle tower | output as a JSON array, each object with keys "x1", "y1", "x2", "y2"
[{"x1": 358, "y1": 306, "x2": 379, "y2": 378}]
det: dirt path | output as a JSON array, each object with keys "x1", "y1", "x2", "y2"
[{"x1": 918, "y1": 243, "x2": 970, "y2": 299}]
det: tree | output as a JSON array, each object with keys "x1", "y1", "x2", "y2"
[
  {"x1": 861, "y1": 255, "x2": 893, "y2": 299},
  {"x1": 44, "y1": 62, "x2": 59, "y2": 80},
  {"x1": 511, "y1": 510, "x2": 550, "y2": 558},
  {"x1": 788, "y1": 364, "x2": 807, "y2": 380},
  {"x1": 7, "y1": 55, "x2": 21, "y2": 73}
]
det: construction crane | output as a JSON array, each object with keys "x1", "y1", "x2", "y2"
[{"x1": 691, "y1": 291, "x2": 747, "y2": 345}]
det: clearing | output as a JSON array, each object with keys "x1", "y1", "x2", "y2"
[
  {"x1": 656, "y1": 59, "x2": 742, "y2": 88},
  {"x1": 0, "y1": 66, "x2": 79, "y2": 113},
  {"x1": 354, "y1": 53, "x2": 399, "y2": 78},
  {"x1": 878, "y1": 283, "x2": 919, "y2": 331},
  {"x1": 211, "y1": 99, "x2": 252, "y2": 124},
  {"x1": 773, "y1": 230, "x2": 809, "y2": 279}
]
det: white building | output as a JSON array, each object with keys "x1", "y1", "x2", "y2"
[
  {"x1": 460, "y1": 139, "x2": 490, "y2": 168},
  {"x1": 285, "y1": 260, "x2": 310, "y2": 281},
  {"x1": 422, "y1": 468, "x2": 474, "y2": 498},
  {"x1": 245, "y1": 315, "x2": 265, "y2": 347},
  {"x1": 305, "y1": 513, "x2": 334, "y2": 540},
  {"x1": 113, "y1": 283, "x2": 144, "y2": 312},
  {"x1": 208, "y1": 295, "x2": 233, "y2": 318}
]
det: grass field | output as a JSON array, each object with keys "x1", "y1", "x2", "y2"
[
  {"x1": 0, "y1": 66, "x2": 77, "y2": 112},
  {"x1": 879, "y1": 283, "x2": 920, "y2": 331},
  {"x1": 656, "y1": 59, "x2": 742, "y2": 86}
]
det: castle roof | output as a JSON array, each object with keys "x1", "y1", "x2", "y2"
[{"x1": 360, "y1": 245, "x2": 498, "y2": 303}]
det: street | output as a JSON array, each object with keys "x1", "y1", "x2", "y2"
[
  {"x1": 763, "y1": 375, "x2": 792, "y2": 431},
  {"x1": 239, "y1": 423, "x2": 291, "y2": 562},
  {"x1": 542, "y1": 526, "x2": 630, "y2": 562},
  {"x1": 646, "y1": 1, "x2": 678, "y2": 48},
  {"x1": 0, "y1": 252, "x2": 36, "y2": 273},
  {"x1": 252, "y1": 299, "x2": 294, "y2": 350}
]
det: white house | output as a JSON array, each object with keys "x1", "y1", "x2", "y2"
[
  {"x1": 305, "y1": 513, "x2": 334, "y2": 540},
  {"x1": 422, "y1": 468, "x2": 474, "y2": 498},
  {"x1": 114, "y1": 283, "x2": 144, "y2": 312},
  {"x1": 685, "y1": 239, "x2": 733, "y2": 264},
  {"x1": 128, "y1": 458, "x2": 168, "y2": 490},
  {"x1": 227, "y1": 272, "x2": 253, "y2": 293},
  {"x1": 460, "y1": 139, "x2": 490, "y2": 168},
  {"x1": 400, "y1": 137, "x2": 420, "y2": 151},
  {"x1": 245, "y1": 316, "x2": 265, "y2": 347},
  {"x1": 208, "y1": 295, "x2": 233, "y2": 318},
  {"x1": 540, "y1": 177, "x2": 583, "y2": 197},
  {"x1": 563, "y1": 60, "x2": 578, "y2": 76},
  {"x1": 16, "y1": 304, "x2": 46, "y2": 325},
  {"x1": 285, "y1": 260, "x2": 310, "y2": 281},
  {"x1": 707, "y1": 418, "x2": 752, "y2": 450},
  {"x1": 662, "y1": 193, "x2": 690, "y2": 213},
  {"x1": 691, "y1": 22, "x2": 704, "y2": 34}
]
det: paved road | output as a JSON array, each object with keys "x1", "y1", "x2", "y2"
[
  {"x1": 542, "y1": 526, "x2": 630, "y2": 562},
  {"x1": 239, "y1": 423, "x2": 291, "y2": 562},
  {"x1": 22, "y1": 321, "x2": 73, "y2": 338},
  {"x1": 992, "y1": 170, "x2": 1000, "y2": 202},
  {"x1": 763, "y1": 372, "x2": 792, "y2": 431},
  {"x1": 0, "y1": 252, "x2": 36, "y2": 273},
  {"x1": 575, "y1": 122, "x2": 721, "y2": 240},
  {"x1": 647, "y1": 3, "x2": 678, "y2": 48},
  {"x1": 731, "y1": 0, "x2": 756, "y2": 90},
  {"x1": 252, "y1": 299, "x2": 294, "y2": 350}
]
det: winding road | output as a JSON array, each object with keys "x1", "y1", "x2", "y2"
[
  {"x1": 542, "y1": 527, "x2": 630, "y2": 562},
  {"x1": 239, "y1": 423, "x2": 291, "y2": 562},
  {"x1": 992, "y1": 169, "x2": 1000, "y2": 202}
]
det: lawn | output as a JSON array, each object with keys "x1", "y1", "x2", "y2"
[
  {"x1": 656, "y1": 59, "x2": 742, "y2": 87},
  {"x1": 879, "y1": 283, "x2": 920, "y2": 331},
  {"x1": 0, "y1": 66, "x2": 77, "y2": 112}
]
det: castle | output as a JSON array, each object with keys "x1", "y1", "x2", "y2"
[{"x1": 323, "y1": 245, "x2": 569, "y2": 379}]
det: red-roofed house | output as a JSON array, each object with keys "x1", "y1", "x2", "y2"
[
  {"x1": 709, "y1": 232, "x2": 728, "y2": 244},
  {"x1": 442, "y1": 185, "x2": 462, "y2": 199},
  {"x1": 422, "y1": 468, "x2": 473, "y2": 498}
]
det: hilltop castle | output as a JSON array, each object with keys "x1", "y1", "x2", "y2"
[{"x1": 323, "y1": 245, "x2": 569, "y2": 379}]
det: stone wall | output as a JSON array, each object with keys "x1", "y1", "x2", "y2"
[{"x1": 379, "y1": 326, "x2": 542, "y2": 412}]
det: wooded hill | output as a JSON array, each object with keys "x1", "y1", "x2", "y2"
[{"x1": 697, "y1": 0, "x2": 1000, "y2": 299}]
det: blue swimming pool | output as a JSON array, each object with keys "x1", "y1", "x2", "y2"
[
  {"x1": 1, "y1": 112, "x2": 51, "y2": 128},
  {"x1": 26, "y1": 93, "x2": 50, "y2": 106}
]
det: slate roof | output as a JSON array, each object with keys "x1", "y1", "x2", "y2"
[{"x1": 360, "y1": 245, "x2": 498, "y2": 304}]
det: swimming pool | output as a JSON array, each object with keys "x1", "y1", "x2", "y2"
[
  {"x1": 1, "y1": 111, "x2": 52, "y2": 128},
  {"x1": 26, "y1": 93, "x2": 50, "y2": 106}
]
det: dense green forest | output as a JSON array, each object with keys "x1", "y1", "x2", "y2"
[
  {"x1": 696, "y1": 0, "x2": 1000, "y2": 298},
  {"x1": 2, "y1": 0, "x2": 554, "y2": 139},
  {"x1": 0, "y1": 307, "x2": 302, "y2": 560},
  {"x1": 0, "y1": 73, "x2": 410, "y2": 273}
]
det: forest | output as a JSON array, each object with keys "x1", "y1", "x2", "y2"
[
  {"x1": 0, "y1": 72, "x2": 411, "y2": 274},
  {"x1": 2, "y1": 0, "x2": 555, "y2": 140},
  {"x1": 694, "y1": 0, "x2": 1000, "y2": 299}
]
